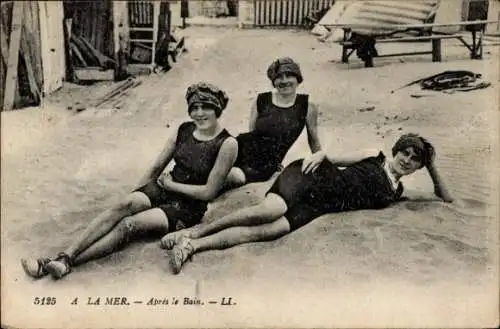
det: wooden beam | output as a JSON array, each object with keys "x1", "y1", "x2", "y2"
[
  {"x1": 20, "y1": 26, "x2": 41, "y2": 103},
  {"x1": 321, "y1": 19, "x2": 500, "y2": 30},
  {"x1": 64, "y1": 18, "x2": 75, "y2": 82},
  {"x1": 3, "y1": 2, "x2": 23, "y2": 111},
  {"x1": 74, "y1": 68, "x2": 114, "y2": 81}
]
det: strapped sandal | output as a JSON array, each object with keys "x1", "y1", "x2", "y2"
[
  {"x1": 45, "y1": 252, "x2": 72, "y2": 279},
  {"x1": 160, "y1": 231, "x2": 186, "y2": 250},
  {"x1": 160, "y1": 225, "x2": 200, "y2": 250},
  {"x1": 169, "y1": 239, "x2": 194, "y2": 274},
  {"x1": 21, "y1": 258, "x2": 51, "y2": 279}
]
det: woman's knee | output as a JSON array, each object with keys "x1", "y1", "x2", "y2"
[
  {"x1": 113, "y1": 217, "x2": 137, "y2": 245},
  {"x1": 112, "y1": 193, "x2": 151, "y2": 215},
  {"x1": 260, "y1": 193, "x2": 288, "y2": 218}
]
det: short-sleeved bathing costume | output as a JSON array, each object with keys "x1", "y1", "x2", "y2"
[
  {"x1": 235, "y1": 92, "x2": 309, "y2": 182},
  {"x1": 267, "y1": 152, "x2": 404, "y2": 231},
  {"x1": 136, "y1": 121, "x2": 232, "y2": 231}
]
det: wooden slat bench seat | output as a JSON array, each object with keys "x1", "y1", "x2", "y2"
[
  {"x1": 340, "y1": 33, "x2": 478, "y2": 67},
  {"x1": 321, "y1": 20, "x2": 498, "y2": 68}
]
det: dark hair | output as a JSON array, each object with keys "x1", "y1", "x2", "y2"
[
  {"x1": 392, "y1": 133, "x2": 434, "y2": 168},
  {"x1": 267, "y1": 57, "x2": 303, "y2": 85},
  {"x1": 186, "y1": 82, "x2": 229, "y2": 117}
]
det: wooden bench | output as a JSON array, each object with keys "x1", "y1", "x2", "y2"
[
  {"x1": 320, "y1": 20, "x2": 498, "y2": 68},
  {"x1": 340, "y1": 34, "x2": 466, "y2": 67}
]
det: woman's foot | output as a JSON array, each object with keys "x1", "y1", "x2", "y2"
[
  {"x1": 160, "y1": 226, "x2": 199, "y2": 250},
  {"x1": 169, "y1": 238, "x2": 194, "y2": 274},
  {"x1": 21, "y1": 258, "x2": 51, "y2": 279},
  {"x1": 45, "y1": 253, "x2": 72, "y2": 279}
]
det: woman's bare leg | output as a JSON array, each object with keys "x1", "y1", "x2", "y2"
[
  {"x1": 195, "y1": 193, "x2": 287, "y2": 237},
  {"x1": 72, "y1": 208, "x2": 169, "y2": 265},
  {"x1": 192, "y1": 217, "x2": 290, "y2": 251},
  {"x1": 21, "y1": 192, "x2": 152, "y2": 278},
  {"x1": 223, "y1": 167, "x2": 247, "y2": 189},
  {"x1": 161, "y1": 193, "x2": 287, "y2": 249},
  {"x1": 170, "y1": 217, "x2": 291, "y2": 273},
  {"x1": 63, "y1": 192, "x2": 151, "y2": 260}
]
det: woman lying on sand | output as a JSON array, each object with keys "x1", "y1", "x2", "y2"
[
  {"x1": 226, "y1": 57, "x2": 324, "y2": 188},
  {"x1": 21, "y1": 82, "x2": 238, "y2": 280},
  {"x1": 161, "y1": 133, "x2": 454, "y2": 274}
]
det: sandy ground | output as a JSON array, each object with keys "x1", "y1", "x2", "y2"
[{"x1": 2, "y1": 27, "x2": 499, "y2": 328}]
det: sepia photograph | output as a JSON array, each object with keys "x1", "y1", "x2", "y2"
[{"x1": 1, "y1": 0, "x2": 499, "y2": 328}]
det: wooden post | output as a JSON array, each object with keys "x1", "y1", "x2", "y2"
[
  {"x1": 3, "y1": 2, "x2": 24, "y2": 111},
  {"x1": 364, "y1": 56, "x2": 374, "y2": 68},
  {"x1": 151, "y1": 1, "x2": 160, "y2": 67},
  {"x1": 180, "y1": 0, "x2": 188, "y2": 28},
  {"x1": 341, "y1": 28, "x2": 349, "y2": 63},
  {"x1": 431, "y1": 39, "x2": 442, "y2": 62},
  {"x1": 63, "y1": 18, "x2": 74, "y2": 82},
  {"x1": 113, "y1": 1, "x2": 130, "y2": 81}
]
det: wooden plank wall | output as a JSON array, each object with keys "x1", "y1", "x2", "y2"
[
  {"x1": 128, "y1": 1, "x2": 154, "y2": 27},
  {"x1": 254, "y1": 0, "x2": 335, "y2": 27},
  {"x1": 65, "y1": 0, "x2": 114, "y2": 57},
  {"x1": 21, "y1": 2, "x2": 43, "y2": 92},
  {"x1": 0, "y1": 2, "x2": 14, "y2": 108},
  {"x1": 1, "y1": 1, "x2": 43, "y2": 110}
]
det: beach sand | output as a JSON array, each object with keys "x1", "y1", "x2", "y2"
[{"x1": 1, "y1": 27, "x2": 499, "y2": 328}]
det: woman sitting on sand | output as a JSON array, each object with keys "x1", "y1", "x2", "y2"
[
  {"x1": 226, "y1": 57, "x2": 324, "y2": 187},
  {"x1": 161, "y1": 133, "x2": 454, "y2": 274},
  {"x1": 21, "y1": 82, "x2": 238, "y2": 280}
]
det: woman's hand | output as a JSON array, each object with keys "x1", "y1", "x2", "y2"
[
  {"x1": 157, "y1": 172, "x2": 174, "y2": 190},
  {"x1": 301, "y1": 150, "x2": 326, "y2": 174}
]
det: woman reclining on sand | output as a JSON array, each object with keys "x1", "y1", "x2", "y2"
[
  {"x1": 21, "y1": 82, "x2": 238, "y2": 280},
  {"x1": 161, "y1": 133, "x2": 454, "y2": 274}
]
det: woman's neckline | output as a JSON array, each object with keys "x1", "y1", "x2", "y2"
[
  {"x1": 192, "y1": 125, "x2": 224, "y2": 142},
  {"x1": 271, "y1": 91, "x2": 297, "y2": 109},
  {"x1": 383, "y1": 160, "x2": 400, "y2": 191}
]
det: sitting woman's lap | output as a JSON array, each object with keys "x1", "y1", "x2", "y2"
[{"x1": 135, "y1": 181, "x2": 207, "y2": 231}]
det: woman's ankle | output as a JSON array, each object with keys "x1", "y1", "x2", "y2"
[{"x1": 55, "y1": 252, "x2": 73, "y2": 266}]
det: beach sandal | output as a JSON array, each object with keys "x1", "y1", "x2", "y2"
[
  {"x1": 169, "y1": 238, "x2": 194, "y2": 275},
  {"x1": 20, "y1": 257, "x2": 51, "y2": 279},
  {"x1": 45, "y1": 252, "x2": 72, "y2": 279},
  {"x1": 160, "y1": 225, "x2": 199, "y2": 250}
]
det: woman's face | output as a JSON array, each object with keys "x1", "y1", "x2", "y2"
[
  {"x1": 273, "y1": 73, "x2": 298, "y2": 95},
  {"x1": 189, "y1": 103, "x2": 218, "y2": 130},
  {"x1": 390, "y1": 147, "x2": 423, "y2": 176}
]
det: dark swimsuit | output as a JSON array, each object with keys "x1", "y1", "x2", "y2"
[
  {"x1": 136, "y1": 122, "x2": 232, "y2": 231},
  {"x1": 235, "y1": 92, "x2": 309, "y2": 182},
  {"x1": 267, "y1": 152, "x2": 404, "y2": 231}
]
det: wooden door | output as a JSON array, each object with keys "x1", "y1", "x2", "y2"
[{"x1": 38, "y1": 1, "x2": 65, "y2": 96}]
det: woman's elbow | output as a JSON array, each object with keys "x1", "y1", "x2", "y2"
[{"x1": 198, "y1": 187, "x2": 219, "y2": 201}]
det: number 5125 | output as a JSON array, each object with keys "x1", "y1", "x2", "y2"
[{"x1": 34, "y1": 297, "x2": 56, "y2": 305}]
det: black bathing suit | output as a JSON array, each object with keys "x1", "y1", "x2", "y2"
[
  {"x1": 235, "y1": 92, "x2": 309, "y2": 182},
  {"x1": 136, "y1": 121, "x2": 232, "y2": 231},
  {"x1": 267, "y1": 152, "x2": 404, "y2": 231}
]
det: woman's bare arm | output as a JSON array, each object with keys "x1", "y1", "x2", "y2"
[
  {"x1": 248, "y1": 100, "x2": 258, "y2": 131},
  {"x1": 305, "y1": 102, "x2": 322, "y2": 153},
  {"x1": 135, "y1": 126, "x2": 178, "y2": 188},
  {"x1": 159, "y1": 137, "x2": 238, "y2": 201},
  {"x1": 301, "y1": 102, "x2": 325, "y2": 173},
  {"x1": 426, "y1": 163, "x2": 454, "y2": 202},
  {"x1": 326, "y1": 148, "x2": 380, "y2": 167}
]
